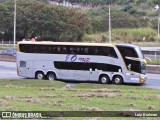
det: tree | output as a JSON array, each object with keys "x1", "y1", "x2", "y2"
[{"x1": 0, "y1": 0, "x2": 91, "y2": 41}]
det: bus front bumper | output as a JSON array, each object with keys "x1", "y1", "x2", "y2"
[{"x1": 139, "y1": 74, "x2": 147, "y2": 84}]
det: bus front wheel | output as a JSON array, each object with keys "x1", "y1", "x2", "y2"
[
  {"x1": 112, "y1": 75, "x2": 123, "y2": 85},
  {"x1": 47, "y1": 72, "x2": 56, "y2": 81},
  {"x1": 35, "y1": 72, "x2": 45, "y2": 80},
  {"x1": 99, "y1": 75, "x2": 110, "y2": 84}
]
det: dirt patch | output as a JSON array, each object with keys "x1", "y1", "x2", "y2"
[
  {"x1": 39, "y1": 88, "x2": 55, "y2": 90},
  {"x1": 40, "y1": 94, "x2": 62, "y2": 98},
  {"x1": 26, "y1": 98, "x2": 41, "y2": 103},
  {"x1": 88, "y1": 89, "x2": 121, "y2": 93},
  {"x1": 76, "y1": 93, "x2": 95, "y2": 97},
  {"x1": 76, "y1": 93, "x2": 117, "y2": 98},
  {"x1": 148, "y1": 106, "x2": 155, "y2": 110},
  {"x1": 85, "y1": 107, "x2": 101, "y2": 111},
  {"x1": 0, "y1": 99, "x2": 5, "y2": 104},
  {"x1": 66, "y1": 89, "x2": 81, "y2": 92},
  {"x1": 155, "y1": 95, "x2": 160, "y2": 98},
  {"x1": 3, "y1": 96, "x2": 15, "y2": 100},
  {"x1": 19, "y1": 96, "x2": 33, "y2": 99},
  {"x1": 96, "y1": 93, "x2": 117, "y2": 98}
]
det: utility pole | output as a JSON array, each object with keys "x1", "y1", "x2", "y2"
[
  {"x1": 108, "y1": 3, "x2": 111, "y2": 43},
  {"x1": 158, "y1": 13, "x2": 160, "y2": 38},
  {"x1": 153, "y1": 5, "x2": 160, "y2": 38},
  {"x1": 13, "y1": 0, "x2": 16, "y2": 47}
]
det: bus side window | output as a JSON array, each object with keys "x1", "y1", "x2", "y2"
[
  {"x1": 108, "y1": 48, "x2": 118, "y2": 58},
  {"x1": 94, "y1": 47, "x2": 98, "y2": 55},
  {"x1": 88, "y1": 47, "x2": 95, "y2": 55},
  {"x1": 20, "y1": 61, "x2": 26, "y2": 67},
  {"x1": 84, "y1": 47, "x2": 89, "y2": 55},
  {"x1": 70, "y1": 47, "x2": 74, "y2": 54},
  {"x1": 126, "y1": 48, "x2": 138, "y2": 57},
  {"x1": 52, "y1": 46, "x2": 58, "y2": 54},
  {"x1": 60, "y1": 46, "x2": 66, "y2": 54},
  {"x1": 20, "y1": 44, "x2": 27, "y2": 53}
]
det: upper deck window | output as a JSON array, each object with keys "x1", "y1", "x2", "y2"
[
  {"x1": 117, "y1": 47, "x2": 138, "y2": 58},
  {"x1": 19, "y1": 44, "x2": 118, "y2": 58}
]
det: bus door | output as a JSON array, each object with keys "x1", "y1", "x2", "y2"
[
  {"x1": 19, "y1": 60, "x2": 27, "y2": 77},
  {"x1": 89, "y1": 68, "x2": 99, "y2": 81}
]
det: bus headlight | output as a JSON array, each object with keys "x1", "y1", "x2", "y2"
[
  {"x1": 141, "y1": 62, "x2": 146, "y2": 74},
  {"x1": 139, "y1": 75, "x2": 147, "y2": 83}
]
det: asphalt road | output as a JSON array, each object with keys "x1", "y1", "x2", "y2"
[{"x1": 0, "y1": 61, "x2": 160, "y2": 89}]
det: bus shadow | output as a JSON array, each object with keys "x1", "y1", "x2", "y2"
[
  {"x1": 123, "y1": 83, "x2": 144, "y2": 86},
  {"x1": 57, "y1": 79, "x2": 144, "y2": 86},
  {"x1": 22, "y1": 78, "x2": 144, "y2": 87}
]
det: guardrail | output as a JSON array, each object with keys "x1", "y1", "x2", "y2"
[
  {"x1": 142, "y1": 50, "x2": 160, "y2": 55},
  {"x1": 147, "y1": 65, "x2": 160, "y2": 74},
  {"x1": 0, "y1": 55, "x2": 16, "y2": 62}
]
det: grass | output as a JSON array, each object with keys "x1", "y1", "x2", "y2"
[
  {"x1": 0, "y1": 79, "x2": 160, "y2": 119},
  {"x1": 149, "y1": 59, "x2": 160, "y2": 65},
  {"x1": 82, "y1": 28, "x2": 160, "y2": 44},
  {"x1": 0, "y1": 45, "x2": 16, "y2": 50}
]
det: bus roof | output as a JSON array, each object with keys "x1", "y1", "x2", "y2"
[
  {"x1": 17, "y1": 41, "x2": 115, "y2": 47},
  {"x1": 116, "y1": 44, "x2": 140, "y2": 49}
]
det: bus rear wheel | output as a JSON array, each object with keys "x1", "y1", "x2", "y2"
[
  {"x1": 47, "y1": 72, "x2": 56, "y2": 81},
  {"x1": 99, "y1": 75, "x2": 110, "y2": 84},
  {"x1": 113, "y1": 75, "x2": 123, "y2": 85},
  {"x1": 35, "y1": 72, "x2": 44, "y2": 80}
]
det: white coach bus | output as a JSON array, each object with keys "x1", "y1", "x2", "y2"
[{"x1": 16, "y1": 41, "x2": 147, "y2": 84}]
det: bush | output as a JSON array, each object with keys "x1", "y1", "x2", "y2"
[{"x1": 101, "y1": 12, "x2": 139, "y2": 31}]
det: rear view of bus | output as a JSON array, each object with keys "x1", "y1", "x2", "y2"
[{"x1": 116, "y1": 44, "x2": 147, "y2": 84}]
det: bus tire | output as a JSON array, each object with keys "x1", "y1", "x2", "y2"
[
  {"x1": 47, "y1": 72, "x2": 56, "y2": 81},
  {"x1": 112, "y1": 75, "x2": 123, "y2": 85},
  {"x1": 35, "y1": 71, "x2": 45, "y2": 80},
  {"x1": 99, "y1": 75, "x2": 110, "y2": 84}
]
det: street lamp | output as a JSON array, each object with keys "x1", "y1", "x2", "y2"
[
  {"x1": 108, "y1": 2, "x2": 111, "y2": 43},
  {"x1": 153, "y1": 5, "x2": 160, "y2": 37},
  {"x1": 13, "y1": 0, "x2": 16, "y2": 47}
]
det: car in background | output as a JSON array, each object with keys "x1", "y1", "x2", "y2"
[{"x1": 2, "y1": 48, "x2": 16, "y2": 56}]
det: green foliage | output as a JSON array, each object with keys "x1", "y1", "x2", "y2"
[
  {"x1": 112, "y1": 28, "x2": 157, "y2": 42},
  {"x1": 0, "y1": 0, "x2": 91, "y2": 41},
  {"x1": 112, "y1": 28, "x2": 156, "y2": 37},
  {"x1": 102, "y1": 12, "x2": 140, "y2": 31},
  {"x1": 122, "y1": 4, "x2": 138, "y2": 14},
  {"x1": 149, "y1": 59, "x2": 160, "y2": 65},
  {"x1": 82, "y1": 28, "x2": 157, "y2": 43}
]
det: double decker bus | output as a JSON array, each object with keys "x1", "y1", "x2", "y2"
[{"x1": 16, "y1": 41, "x2": 147, "y2": 84}]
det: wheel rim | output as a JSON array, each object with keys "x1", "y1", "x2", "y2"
[
  {"x1": 115, "y1": 77, "x2": 121, "y2": 84},
  {"x1": 101, "y1": 77, "x2": 107, "y2": 83},
  {"x1": 37, "y1": 74, "x2": 43, "y2": 80},
  {"x1": 48, "y1": 74, "x2": 54, "y2": 80}
]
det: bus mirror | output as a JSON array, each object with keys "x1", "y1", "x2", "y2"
[{"x1": 145, "y1": 57, "x2": 151, "y2": 64}]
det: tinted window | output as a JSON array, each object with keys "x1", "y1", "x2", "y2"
[
  {"x1": 20, "y1": 61, "x2": 26, "y2": 67},
  {"x1": 117, "y1": 47, "x2": 138, "y2": 58},
  {"x1": 19, "y1": 44, "x2": 118, "y2": 58},
  {"x1": 54, "y1": 61, "x2": 121, "y2": 72}
]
